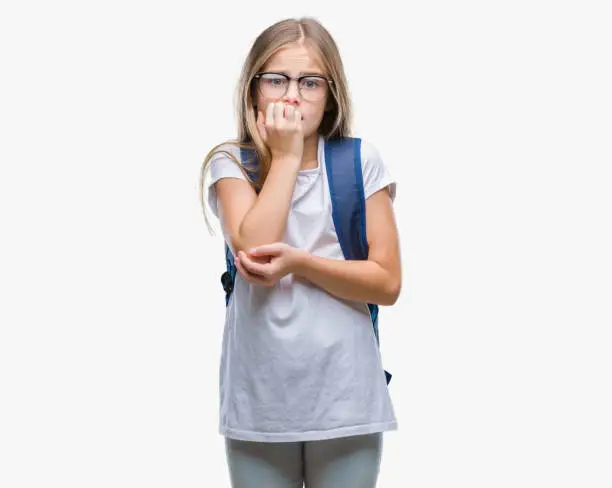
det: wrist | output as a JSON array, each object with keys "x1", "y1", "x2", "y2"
[
  {"x1": 271, "y1": 154, "x2": 301, "y2": 168},
  {"x1": 290, "y1": 248, "x2": 311, "y2": 275}
]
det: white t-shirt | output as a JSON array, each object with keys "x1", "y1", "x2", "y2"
[{"x1": 207, "y1": 134, "x2": 398, "y2": 442}]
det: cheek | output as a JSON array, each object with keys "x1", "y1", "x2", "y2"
[
  {"x1": 302, "y1": 101, "x2": 326, "y2": 121},
  {"x1": 257, "y1": 97, "x2": 279, "y2": 113},
  {"x1": 254, "y1": 93, "x2": 266, "y2": 110},
  {"x1": 253, "y1": 89, "x2": 273, "y2": 109}
]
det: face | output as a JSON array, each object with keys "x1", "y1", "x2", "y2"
[{"x1": 253, "y1": 43, "x2": 332, "y2": 139}]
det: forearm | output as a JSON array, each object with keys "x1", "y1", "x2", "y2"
[
  {"x1": 293, "y1": 252, "x2": 401, "y2": 306},
  {"x1": 236, "y1": 157, "x2": 300, "y2": 251}
]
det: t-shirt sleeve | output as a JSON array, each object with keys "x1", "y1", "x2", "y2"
[
  {"x1": 205, "y1": 144, "x2": 249, "y2": 219},
  {"x1": 361, "y1": 139, "x2": 397, "y2": 202}
]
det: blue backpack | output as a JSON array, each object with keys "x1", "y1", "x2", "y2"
[{"x1": 220, "y1": 137, "x2": 392, "y2": 385}]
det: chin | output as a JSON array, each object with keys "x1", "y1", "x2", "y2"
[
  {"x1": 302, "y1": 127, "x2": 318, "y2": 139},
  {"x1": 302, "y1": 119, "x2": 324, "y2": 138}
]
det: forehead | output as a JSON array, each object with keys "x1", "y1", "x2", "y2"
[{"x1": 262, "y1": 43, "x2": 324, "y2": 74}]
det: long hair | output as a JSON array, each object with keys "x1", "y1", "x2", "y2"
[{"x1": 199, "y1": 16, "x2": 354, "y2": 233}]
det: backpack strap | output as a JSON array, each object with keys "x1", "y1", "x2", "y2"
[{"x1": 324, "y1": 137, "x2": 392, "y2": 385}]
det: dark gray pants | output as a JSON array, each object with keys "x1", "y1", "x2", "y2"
[{"x1": 225, "y1": 432, "x2": 383, "y2": 488}]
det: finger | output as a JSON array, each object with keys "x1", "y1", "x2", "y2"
[
  {"x1": 235, "y1": 255, "x2": 263, "y2": 280},
  {"x1": 238, "y1": 257, "x2": 276, "y2": 287},
  {"x1": 240, "y1": 251, "x2": 281, "y2": 279},
  {"x1": 294, "y1": 109, "x2": 302, "y2": 126},
  {"x1": 249, "y1": 244, "x2": 283, "y2": 257},
  {"x1": 284, "y1": 104, "x2": 295, "y2": 120},
  {"x1": 250, "y1": 253, "x2": 271, "y2": 264},
  {"x1": 235, "y1": 257, "x2": 272, "y2": 286},
  {"x1": 239, "y1": 251, "x2": 269, "y2": 276},
  {"x1": 266, "y1": 102, "x2": 275, "y2": 127},
  {"x1": 273, "y1": 101, "x2": 284, "y2": 126}
]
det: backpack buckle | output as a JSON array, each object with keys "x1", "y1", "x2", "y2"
[{"x1": 221, "y1": 271, "x2": 234, "y2": 295}]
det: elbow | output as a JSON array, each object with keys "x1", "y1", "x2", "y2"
[
  {"x1": 232, "y1": 237, "x2": 266, "y2": 256},
  {"x1": 228, "y1": 235, "x2": 245, "y2": 256},
  {"x1": 230, "y1": 225, "x2": 261, "y2": 256},
  {"x1": 233, "y1": 223, "x2": 281, "y2": 255},
  {"x1": 381, "y1": 277, "x2": 401, "y2": 306},
  {"x1": 229, "y1": 235, "x2": 256, "y2": 259}
]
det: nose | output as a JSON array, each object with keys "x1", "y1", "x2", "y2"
[{"x1": 282, "y1": 79, "x2": 301, "y2": 104}]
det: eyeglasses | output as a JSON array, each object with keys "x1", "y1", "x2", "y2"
[{"x1": 253, "y1": 72, "x2": 334, "y2": 102}]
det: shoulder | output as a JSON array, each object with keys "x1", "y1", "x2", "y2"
[
  {"x1": 204, "y1": 141, "x2": 254, "y2": 219},
  {"x1": 357, "y1": 138, "x2": 397, "y2": 202},
  {"x1": 208, "y1": 141, "x2": 243, "y2": 168},
  {"x1": 358, "y1": 138, "x2": 382, "y2": 162},
  {"x1": 207, "y1": 141, "x2": 248, "y2": 183}
]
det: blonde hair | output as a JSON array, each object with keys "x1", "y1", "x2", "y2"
[{"x1": 199, "y1": 16, "x2": 354, "y2": 233}]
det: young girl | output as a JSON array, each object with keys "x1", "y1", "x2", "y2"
[{"x1": 200, "y1": 17, "x2": 401, "y2": 488}]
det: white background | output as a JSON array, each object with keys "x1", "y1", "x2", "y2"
[{"x1": 1, "y1": 1, "x2": 611, "y2": 487}]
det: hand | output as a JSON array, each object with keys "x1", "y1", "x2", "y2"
[
  {"x1": 256, "y1": 101, "x2": 304, "y2": 164},
  {"x1": 234, "y1": 243, "x2": 306, "y2": 287}
]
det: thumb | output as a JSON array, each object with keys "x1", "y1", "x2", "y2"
[{"x1": 249, "y1": 243, "x2": 283, "y2": 256}]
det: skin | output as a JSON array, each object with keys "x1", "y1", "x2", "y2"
[
  {"x1": 217, "y1": 42, "x2": 402, "y2": 306},
  {"x1": 253, "y1": 42, "x2": 331, "y2": 170},
  {"x1": 235, "y1": 186, "x2": 401, "y2": 306},
  {"x1": 213, "y1": 43, "x2": 327, "y2": 258}
]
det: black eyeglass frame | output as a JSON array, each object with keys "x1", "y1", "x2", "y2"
[{"x1": 252, "y1": 71, "x2": 335, "y2": 99}]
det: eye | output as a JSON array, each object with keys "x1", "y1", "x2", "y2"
[
  {"x1": 301, "y1": 77, "x2": 323, "y2": 89},
  {"x1": 260, "y1": 74, "x2": 287, "y2": 87}
]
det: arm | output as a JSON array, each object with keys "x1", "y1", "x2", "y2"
[
  {"x1": 213, "y1": 101, "x2": 305, "y2": 255},
  {"x1": 293, "y1": 187, "x2": 402, "y2": 306},
  {"x1": 214, "y1": 155, "x2": 300, "y2": 254}
]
